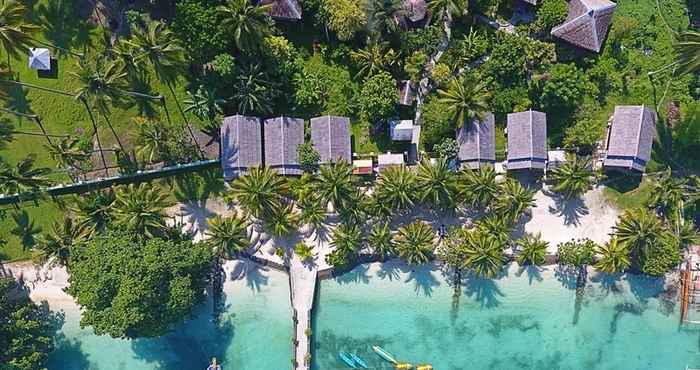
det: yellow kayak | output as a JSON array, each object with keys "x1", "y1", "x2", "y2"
[
  {"x1": 395, "y1": 363, "x2": 413, "y2": 370},
  {"x1": 416, "y1": 365, "x2": 433, "y2": 370}
]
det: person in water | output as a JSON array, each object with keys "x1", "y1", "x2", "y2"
[{"x1": 207, "y1": 357, "x2": 222, "y2": 370}]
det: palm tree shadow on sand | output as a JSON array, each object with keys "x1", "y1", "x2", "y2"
[
  {"x1": 543, "y1": 189, "x2": 590, "y2": 226},
  {"x1": 403, "y1": 264, "x2": 440, "y2": 297},
  {"x1": 462, "y1": 271, "x2": 506, "y2": 309},
  {"x1": 514, "y1": 265, "x2": 544, "y2": 285}
]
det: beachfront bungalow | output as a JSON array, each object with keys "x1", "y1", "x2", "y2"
[
  {"x1": 264, "y1": 116, "x2": 304, "y2": 176},
  {"x1": 456, "y1": 113, "x2": 496, "y2": 170},
  {"x1": 310, "y1": 115, "x2": 352, "y2": 164},
  {"x1": 603, "y1": 105, "x2": 657, "y2": 173},
  {"x1": 397, "y1": 80, "x2": 415, "y2": 106},
  {"x1": 506, "y1": 110, "x2": 547, "y2": 171},
  {"x1": 378, "y1": 153, "x2": 405, "y2": 171},
  {"x1": 257, "y1": 0, "x2": 302, "y2": 20},
  {"x1": 551, "y1": 0, "x2": 617, "y2": 53},
  {"x1": 221, "y1": 115, "x2": 262, "y2": 180},
  {"x1": 390, "y1": 119, "x2": 415, "y2": 142}
]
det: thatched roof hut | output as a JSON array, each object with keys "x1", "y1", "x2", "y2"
[
  {"x1": 264, "y1": 116, "x2": 305, "y2": 176},
  {"x1": 603, "y1": 105, "x2": 656, "y2": 173},
  {"x1": 507, "y1": 110, "x2": 547, "y2": 170},
  {"x1": 221, "y1": 115, "x2": 262, "y2": 180},
  {"x1": 310, "y1": 115, "x2": 352, "y2": 164},
  {"x1": 457, "y1": 113, "x2": 496, "y2": 170},
  {"x1": 259, "y1": 0, "x2": 302, "y2": 20},
  {"x1": 551, "y1": 0, "x2": 617, "y2": 53}
]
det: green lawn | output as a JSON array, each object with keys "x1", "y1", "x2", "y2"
[{"x1": 603, "y1": 175, "x2": 653, "y2": 211}]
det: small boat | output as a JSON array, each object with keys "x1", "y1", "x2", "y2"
[
  {"x1": 339, "y1": 351, "x2": 357, "y2": 368},
  {"x1": 416, "y1": 365, "x2": 433, "y2": 370},
  {"x1": 350, "y1": 353, "x2": 368, "y2": 369},
  {"x1": 372, "y1": 346, "x2": 398, "y2": 364},
  {"x1": 395, "y1": 363, "x2": 413, "y2": 370}
]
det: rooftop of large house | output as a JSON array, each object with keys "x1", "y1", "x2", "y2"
[
  {"x1": 507, "y1": 110, "x2": 547, "y2": 170},
  {"x1": 310, "y1": 115, "x2": 352, "y2": 164},
  {"x1": 603, "y1": 105, "x2": 657, "y2": 173},
  {"x1": 551, "y1": 0, "x2": 617, "y2": 53},
  {"x1": 390, "y1": 119, "x2": 414, "y2": 142},
  {"x1": 221, "y1": 115, "x2": 262, "y2": 180},
  {"x1": 259, "y1": 0, "x2": 302, "y2": 20},
  {"x1": 264, "y1": 116, "x2": 305, "y2": 176},
  {"x1": 457, "y1": 113, "x2": 496, "y2": 170}
]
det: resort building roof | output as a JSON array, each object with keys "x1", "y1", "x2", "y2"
[
  {"x1": 521, "y1": 0, "x2": 539, "y2": 4},
  {"x1": 310, "y1": 115, "x2": 352, "y2": 164},
  {"x1": 456, "y1": 113, "x2": 496, "y2": 170},
  {"x1": 221, "y1": 115, "x2": 262, "y2": 180},
  {"x1": 390, "y1": 119, "x2": 414, "y2": 142},
  {"x1": 402, "y1": 0, "x2": 428, "y2": 23},
  {"x1": 258, "y1": 0, "x2": 302, "y2": 20},
  {"x1": 603, "y1": 105, "x2": 656, "y2": 173},
  {"x1": 29, "y1": 48, "x2": 50, "y2": 70},
  {"x1": 264, "y1": 116, "x2": 305, "y2": 176},
  {"x1": 507, "y1": 110, "x2": 547, "y2": 170},
  {"x1": 397, "y1": 80, "x2": 415, "y2": 106},
  {"x1": 551, "y1": 0, "x2": 616, "y2": 53},
  {"x1": 378, "y1": 153, "x2": 405, "y2": 170}
]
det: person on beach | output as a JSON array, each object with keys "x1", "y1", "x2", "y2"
[{"x1": 207, "y1": 357, "x2": 222, "y2": 370}]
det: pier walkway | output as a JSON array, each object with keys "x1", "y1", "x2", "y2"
[{"x1": 290, "y1": 254, "x2": 317, "y2": 370}]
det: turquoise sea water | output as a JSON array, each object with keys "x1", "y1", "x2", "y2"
[
  {"x1": 313, "y1": 262, "x2": 700, "y2": 370},
  {"x1": 46, "y1": 266, "x2": 292, "y2": 370}
]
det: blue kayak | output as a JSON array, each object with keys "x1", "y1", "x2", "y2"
[
  {"x1": 339, "y1": 352, "x2": 357, "y2": 368},
  {"x1": 350, "y1": 353, "x2": 368, "y2": 369}
]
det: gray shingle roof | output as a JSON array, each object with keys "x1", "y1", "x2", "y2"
[
  {"x1": 507, "y1": 110, "x2": 547, "y2": 170},
  {"x1": 259, "y1": 0, "x2": 302, "y2": 20},
  {"x1": 403, "y1": 0, "x2": 427, "y2": 22},
  {"x1": 264, "y1": 116, "x2": 305, "y2": 175},
  {"x1": 551, "y1": 0, "x2": 616, "y2": 53},
  {"x1": 457, "y1": 113, "x2": 496, "y2": 170},
  {"x1": 310, "y1": 115, "x2": 351, "y2": 164},
  {"x1": 221, "y1": 115, "x2": 262, "y2": 180},
  {"x1": 603, "y1": 105, "x2": 657, "y2": 172}
]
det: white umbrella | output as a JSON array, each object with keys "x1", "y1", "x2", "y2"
[{"x1": 28, "y1": 48, "x2": 51, "y2": 70}]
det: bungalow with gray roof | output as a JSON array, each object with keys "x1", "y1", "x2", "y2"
[
  {"x1": 258, "y1": 0, "x2": 302, "y2": 20},
  {"x1": 603, "y1": 105, "x2": 656, "y2": 173},
  {"x1": 264, "y1": 116, "x2": 304, "y2": 176},
  {"x1": 221, "y1": 115, "x2": 262, "y2": 180},
  {"x1": 310, "y1": 115, "x2": 352, "y2": 164},
  {"x1": 457, "y1": 113, "x2": 496, "y2": 170},
  {"x1": 551, "y1": 0, "x2": 616, "y2": 53},
  {"x1": 506, "y1": 110, "x2": 547, "y2": 170}
]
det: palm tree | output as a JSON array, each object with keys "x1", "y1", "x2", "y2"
[
  {"x1": 648, "y1": 169, "x2": 687, "y2": 221},
  {"x1": 328, "y1": 223, "x2": 364, "y2": 268},
  {"x1": 476, "y1": 215, "x2": 512, "y2": 246},
  {"x1": 612, "y1": 208, "x2": 663, "y2": 269},
  {"x1": 366, "y1": 0, "x2": 405, "y2": 38},
  {"x1": 373, "y1": 165, "x2": 417, "y2": 213},
  {"x1": 34, "y1": 217, "x2": 88, "y2": 267},
  {"x1": 229, "y1": 166, "x2": 288, "y2": 219},
  {"x1": 46, "y1": 137, "x2": 91, "y2": 177},
  {"x1": 437, "y1": 74, "x2": 490, "y2": 129},
  {"x1": 69, "y1": 190, "x2": 115, "y2": 235},
  {"x1": 263, "y1": 204, "x2": 299, "y2": 237},
  {"x1": 316, "y1": 160, "x2": 353, "y2": 211},
  {"x1": 217, "y1": 0, "x2": 273, "y2": 52},
  {"x1": 112, "y1": 183, "x2": 173, "y2": 238},
  {"x1": 457, "y1": 166, "x2": 498, "y2": 208},
  {"x1": 515, "y1": 232, "x2": 549, "y2": 266},
  {"x1": 294, "y1": 242, "x2": 315, "y2": 262},
  {"x1": 0, "y1": 156, "x2": 52, "y2": 196},
  {"x1": 549, "y1": 156, "x2": 595, "y2": 199},
  {"x1": 184, "y1": 85, "x2": 224, "y2": 140},
  {"x1": 594, "y1": 238, "x2": 630, "y2": 273},
  {"x1": 0, "y1": 1, "x2": 39, "y2": 76},
  {"x1": 416, "y1": 158, "x2": 458, "y2": 212},
  {"x1": 673, "y1": 31, "x2": 700, "y2": 76},
  {"x1": 368, "y1": 222, "x2": 394, "y2": 260},
  {"x1": 71, "y1": 57, "x2": 129, "y2": 153},
  {"x1": 494, "y1": 179, "x2": 535, "y2": 224},
  {"x1": 427, "y1": 0, "x2": 467, "y2": 22},
  {"x1": 232, "y1": 63, "x2": 275, "y2": 115},
  {"x1": 10, "y1": 210, "x2": 41, "y2": 250},
  {"x1": 394, "y1": 221, "x2": 435, "y2": 264},
  {"x1": 133, "y1": 118, "x2": 168, "y2": 164},
  {"x1": 299, "y1": 196, "x2": 327, "y2": 232},
  {"x1": 206, "y1": 214, "x2": 250, "y2": 258},
  {"x1": 350, "y1": 42, "x2": 397, "y2": 80},
  {"x1": 463, "y1": 230, "x2": 506, "y2": 278}
]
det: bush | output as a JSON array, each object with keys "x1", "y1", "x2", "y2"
[
  {"x1": 482, "y1": 34, "x2": 528, "y2": 86},
  {"x1": 294, "y1": 55, "x2": 357, "y2": 116},
  {"x1": 532, "y1": 0, "x2": 568, "y2": 34},
  {"x1": 420, "y1": 98, "x2": 454, "y2": 150},
  {"x1": 434, "y1": 138, "x2": 458, "y2": 160},
  {"x1": 357, "y1": 72, "x2": 397, "y2": 121},
  {"x1": 563, "y1": 117, "x2": 605, "y2": 154},
  {"x1": 490, "y1": 84, "x2": 532, "y2": 115},
  {"x1": 297, "y1": 142, "x2": 320, "y2": 172},
  {"x1": 173, "y1": 0, "x2": 230, "y2": 64},
  {"x1": 431, "y1": 63, "x2": 452, "y2": 86},
  {"x1": 399, "y1": 23, "x2": 445, "y2": 56},
  {"x1": 457, "y1": 27, "x2": 490, "y2": 64},
  {"x1": 537, "y1": 63, "x2": 597, "y2": 112},
  {"x1": 319, "y1": 0, "x2": 367, "y2": 41},
  {"x1": 557, "y1": 238, "x2": 597, "y2": 267}
]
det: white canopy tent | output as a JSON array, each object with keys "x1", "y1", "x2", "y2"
[{"x1": 28, "y1": 48, "x2": 51, "y2": 71}]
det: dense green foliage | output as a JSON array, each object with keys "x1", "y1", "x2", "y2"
[
  {"x1": 0, "y1": 278, "x2": 55, "y2": 370},
  {"x1": 173, "y1": 0, "x2": 230, "y2": 63},
  {"x1": 297, "y1": 142, "x2": 321, "y2": 172},
  {"x1": 557, "y1": 239, "x2": 596, "y2": 267},
  {"x1": 357, "y1": 72, "x2": 397, "y2": 121},
  {"x1": 66, "y1": 230, "x2": 212, "y2": 338}
]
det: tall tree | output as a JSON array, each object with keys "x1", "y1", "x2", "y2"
[
  {"x1": 0, "y1": 156, "x2": 52, "y2": 196},
  {"x1": 427, "y1": 0, "x2": 467, "y2": 22},
  {"x1": 112, "y1": 183, "x2": 173, "y2": 238},
  {"x1": 350, "y1": 42, "x2": 397, "y2": 80},
  {"x1": 368, "y1": 222, "x2": 394, "y2": 260},
  {"x1": 373, "y1": 165, "x2": 417, "y2": 213},
  {"x1": 206, "y1": 214, "x2": 250, "y2": 258},
  {"x1": 437, "y1": 74, "x2": 490, "y2": 128},
  {"x1": 366, "y1": 0, "x2": 405, "y2": 39},
  {"x1": 458, "y1": 166, "x2": 498, "y2": 208},
  {"x1": 34, "y1": 217, "x2": 88, "y2": 267},
  {"x1": 69, "y1": 190, "x2": 115, "y2": 236},
  {"x1": 217, "y1": 0, "x2": 273, "y2": 52},
  {"x1": 184, "y1": 85, "x2": 224, "y2": 140},
  {"x1": 515, "y1": 232, "x2": 549, "y2": 266},
  {"x1": 46, "y1": 136, "x2": 91, "y2": 178},
  {"x1": 648, "y1": 169, "x2": 687, "y2": 221},
  {"x1": 394, "y1": 221, "x2": 435, "y2": 264},
  {"x1": 612, "y1": 208, "x2": 664, "y2": 270},
  {"x1": 494, "y1": 179, "x2": 535, "y2": 224},
  {"x1": 316, "y1": 160, "x2": 354, "y2": 211},
  {"x1": 463, "y1": 230, "x2": 506, "y2": 278},
  {"x1": 594, "y1": 238, "x2": 630, "y2": 273},
  {"x1": 673, "y1": 31, "x2": 700, "y2": 76},
  {"x1": 229, "y1": 166, "x2": 288, "y2": 219},
  {"x1": 416, "y1": 158, "x2": 458, "y2": 212},
  {"x1": 231, "y1": 62, "x2": 275, "y2": 115},
  {"x1": 0, "y1": 1, "x2": 39, "y2": 76},
  {"x1": 549, "y1": 156, "x2": 595, "y2": 199}
]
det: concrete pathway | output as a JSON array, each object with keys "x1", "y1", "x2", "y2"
[{"x1": 289, "y1": 254, "x2": 317, "y2": 370}]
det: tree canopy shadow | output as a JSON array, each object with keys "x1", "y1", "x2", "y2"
[
  {"x1": 463, "y1": 272, "x2": 505, "y2": 308},
  {"x1": 403, "y1": 264, "x2": 440, "y2": 297},
  {"x1": 376, "y1": 260, "x2": 401, "y2": 281},
  {"x1": 554, "y1": 264, "x2": 578, "y2": 290},
  {"x1": 36, "y1": 0, "x2": 95, "y2": 55},
  {"x1": 543, "y1": 189, "x2": 590, "y2": 226},
  {"x1": 589, "y1": 271, "x2": 623, "y2": 297},
  {"x1": 627, "y1": 272, "x2": 666, "y2": 305},
  {"x1": 514, "y1": 265, "x2": 544, "y2": 285},
  {"x1": 336, "y1": 263, "x2": 371, "y2": 285},
  {"x1": 244, "y1": 263, "x2": 270, "y2": 292}
]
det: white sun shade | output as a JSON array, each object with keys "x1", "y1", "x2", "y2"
[{"x1": 28, "y1": 48, "x2": 51, "y2": 70}]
